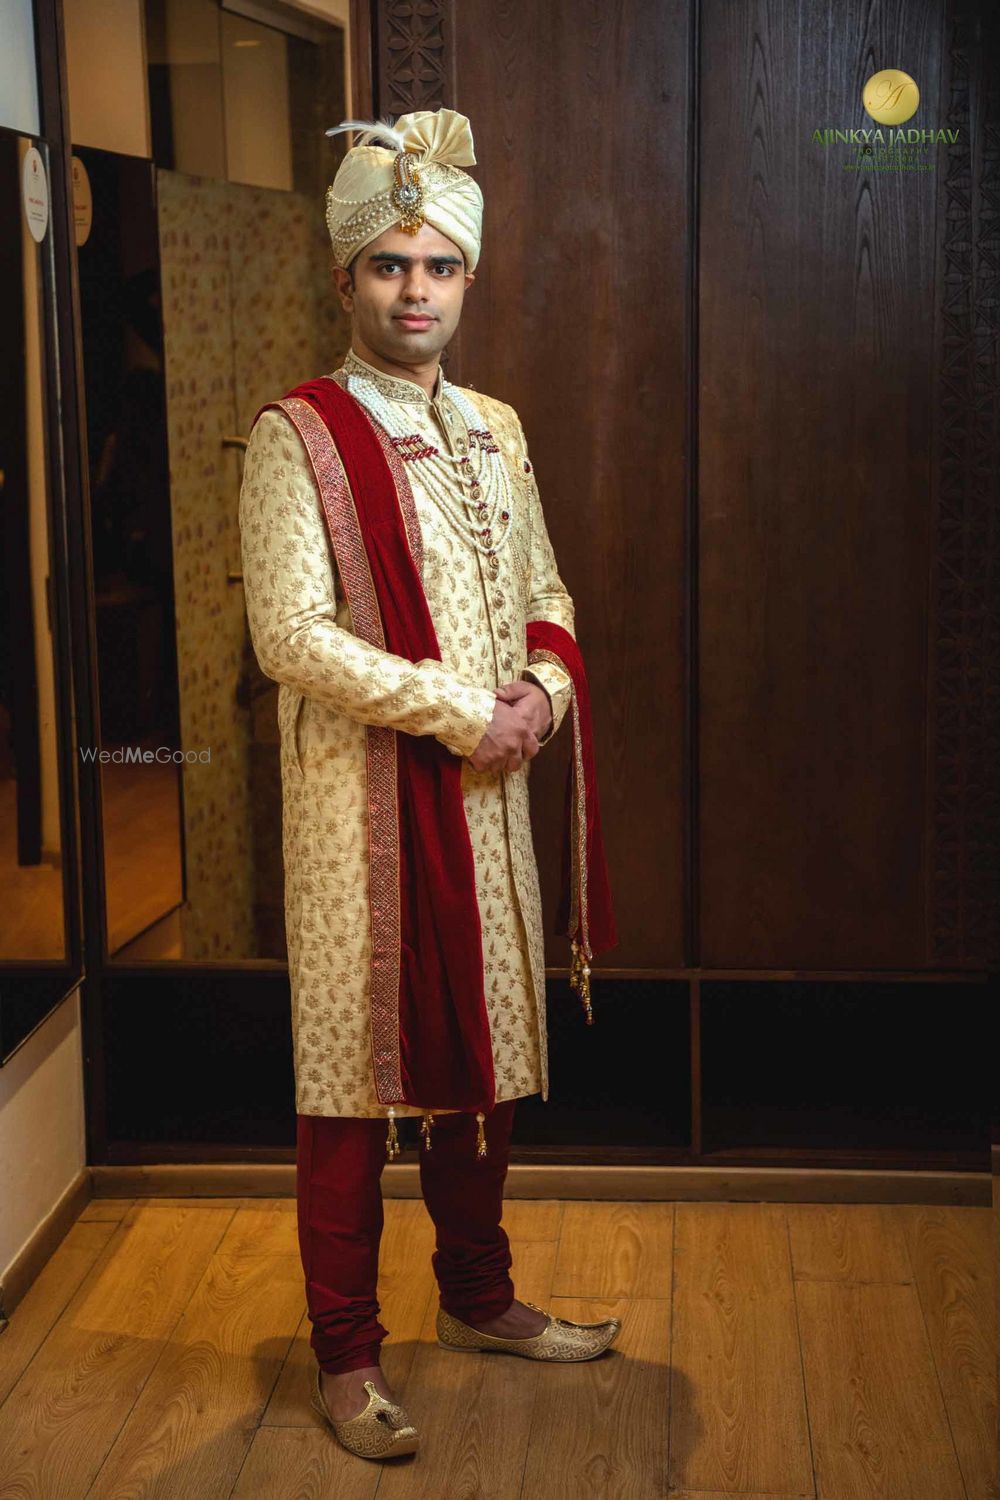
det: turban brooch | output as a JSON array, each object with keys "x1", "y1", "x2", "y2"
[{"x1": 324, "y1": 108, "x2": 484, "y2": 272}]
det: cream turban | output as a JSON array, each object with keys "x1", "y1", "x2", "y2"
[{"x1": 324, "y1": 108, "x2": 484, "y2": 272}]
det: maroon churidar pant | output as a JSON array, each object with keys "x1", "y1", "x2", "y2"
[{"x1": 295, "y1": 1102, "x2": 517, "y2": 1374}]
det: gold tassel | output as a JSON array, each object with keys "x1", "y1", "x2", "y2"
[
  {"x1": 475, "y1": 1110, "x2": 488, "y2": 1158},
  {"x1": 385, "y1": 1106, "x2": 400, "y2": 1161},
  {"x1": 420, "y1": 1110, "x2": 435, "y2": 1151},
  {"x1": 570, "y1": 937, "x2": 594, "y2": 1024}
]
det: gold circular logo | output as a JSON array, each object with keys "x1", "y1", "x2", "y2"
[{"x1": 862, "y1": 69, "x2": 920, "y2": 125}]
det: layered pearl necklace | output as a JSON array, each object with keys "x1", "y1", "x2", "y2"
[{"x1": 345, "y1": 369, "x2": 516, "y2": 560}]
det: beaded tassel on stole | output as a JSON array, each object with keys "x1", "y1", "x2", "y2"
[
  {"x1": 385, "y1": 1110, "x2": 489, "y2": 1158},
  {"x1": 570, "y1": 937, "x2": 594, "y2": 1024},
  {"x1": 385, "y1": 1106, "x2": 400, "y2": 1161}
]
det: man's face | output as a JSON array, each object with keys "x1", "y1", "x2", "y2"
[{"x1": 333, "y1": 222, "x2": 474, "y2": 365}]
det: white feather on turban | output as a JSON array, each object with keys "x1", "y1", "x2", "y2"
[{"x1": 324, "y1": 108, "x2": 484, "y2": 272}]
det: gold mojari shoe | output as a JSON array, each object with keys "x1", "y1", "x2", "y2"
[
  {"x1": 310, "y1": 1366, "x2": 419, "y2": 1459},
  {"x1": 437, "y1": 1300, "x2": 621, "y2": 1361}
]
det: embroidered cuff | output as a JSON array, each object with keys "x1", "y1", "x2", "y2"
[
  {"x1": 435, "y1": 682, "x2": 498, "y2": 758},
  {"x1": 521, "y1": 662, "x2": 571, "y2": 744}
]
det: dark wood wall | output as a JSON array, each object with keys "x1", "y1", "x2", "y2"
[
  {"x1": 452, "y1": 1, "x2": 689, "y2": 971},
  {"x1": 698, "y1": 0, "x2": 942, "y2": 969},
  {"x1": 365, "y1": 0, "x2": 999, "y2": 976}
]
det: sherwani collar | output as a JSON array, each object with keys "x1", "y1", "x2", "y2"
[{"x1": 341, "y1": 346, "x2": 444, "y2": 405}]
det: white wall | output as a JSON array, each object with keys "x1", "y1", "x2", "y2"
[
  {"x1": 0, "y1": 0, "x2": 40, "y2": 135},
  {"x1": 0, "y1": 994, "x2": 86, "y2": 1287},
  {"x1": 63, "y1": 0, "x2": 151, "y2": 156},
  {"x1": 283, "y1": 0, "x2": 353, "y2": 111},
  {"x1": 222, "y1": 10, "x2": 292, "y2": 189},
  {"x1": 163, "y1": 0, "x2": 227, "y2": 179}
]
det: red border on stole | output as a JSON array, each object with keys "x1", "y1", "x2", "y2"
[{"x1": 271, "y1": 395, "x2": 406, "y2": 1102}]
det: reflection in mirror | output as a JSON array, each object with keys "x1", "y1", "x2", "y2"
[
  {"x1": 68, "y1": 0, "x2": 350, "y2": 961},
  {"x1": 75, "y1": 146, "x2": 186, "y2": 961},
  {"x1": 0, "y1": 132, "x2": 67, "y2": 962}
]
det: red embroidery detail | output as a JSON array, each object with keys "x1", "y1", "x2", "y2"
[
  {"x1": 272, "y1": 396, "x2": 405, "y2": 1102},
  {"x1": 391, "y1": 433, "x2": 438, "y2": 462}
]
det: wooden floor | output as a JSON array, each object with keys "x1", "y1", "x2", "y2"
[{"x1": 0, "y1": 1196, "x2": 995, "y2": 1498}]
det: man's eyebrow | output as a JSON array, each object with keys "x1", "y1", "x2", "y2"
[{"x1": 367, "y1": 251, "x2": 464, "y2": 266}]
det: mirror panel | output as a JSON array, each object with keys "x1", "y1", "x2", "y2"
[
  {"x1": 68, "y1": 1, "x2": 349, "y2": 961},
  {"x1": 0, "y1": 134, "x2": 68, "y2": 967},
  {"x1": 0, "y1": 124, "x2": 84, "y2": 1065}
]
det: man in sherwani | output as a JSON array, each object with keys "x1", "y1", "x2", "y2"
[{"x1": 239, "y1": 107, "x2": 618, "y2": 1461}]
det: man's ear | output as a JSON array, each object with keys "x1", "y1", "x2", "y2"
[
  {"x1": 331, "y1": 263, "x2": 354, "y2": 311},
  {"x1": 464, "y1": 270, "x2": 476, "y2": 290}
]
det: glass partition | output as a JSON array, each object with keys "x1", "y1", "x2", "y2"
[
  {"x1": 0, "y1": 125, "x2": 83, "y2": 1060},
  {"x1": 65, "y1": 0, "x2": 351, "y2": 961}
]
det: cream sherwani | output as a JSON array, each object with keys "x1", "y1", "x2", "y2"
[{"x1": 239, "y1": 349, "x2": 576, "y2": 1118}]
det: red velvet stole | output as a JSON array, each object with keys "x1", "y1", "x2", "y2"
[{"x1": 254, "y1": 374, "x2": 616, "y2": 1113}]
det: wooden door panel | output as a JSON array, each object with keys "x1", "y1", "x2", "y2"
[
  {"x1": 697, "y1": 0, "x2": 942, "y2": 966},
  {"x1": 448, "y1": 0, "x2": 690, "y2": 968}
]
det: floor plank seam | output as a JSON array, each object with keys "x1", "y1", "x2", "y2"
[
  {"x1": 226, "y1": 1406, "x2": 260, "y2": 1500},
  {"x1": 785, "y1": 1210, "x2": 820, "y2": 1500},
  {"x1": 255, "y1": 1318, "x2": 306, "y2": 1435},
  {"x1": 792, "y1": 1275, "x2": 915, "y2": 1286},
  {"x1": 665, "y1": 1201, "x2": 677, "y2": 1492},
  {"x1": 900, "y1": 1208, "x2": 976, "y2": 1500},
  {"x1": 512, "y1": 1243, "x2": 559, "y2": 1499},
  {"x1": 905, "y1": 1236, "x2": 973, "y2": 1500}
]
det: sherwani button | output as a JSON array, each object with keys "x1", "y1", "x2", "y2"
[{"x1": 498, "y1": 620, "x2": 510, "y2": 638}]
